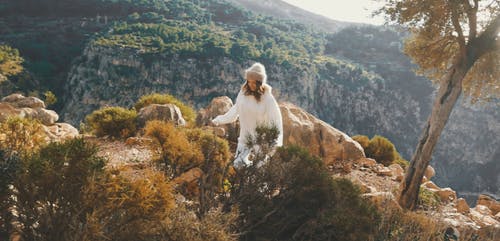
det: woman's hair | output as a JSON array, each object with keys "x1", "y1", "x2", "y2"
[{"x1": 242, "y1": 71, "x2": 266, "y2": 101}]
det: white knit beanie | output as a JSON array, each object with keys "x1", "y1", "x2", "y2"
[{"x1": 244, "y1": 62, "x2": 267, "y2": 84}]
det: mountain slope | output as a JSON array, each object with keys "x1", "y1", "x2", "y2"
[{"x1": 228, "y1": 0, "x2": 356, "y2": 32}]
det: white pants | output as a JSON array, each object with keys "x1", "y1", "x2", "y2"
[
  {"x1": 233, "y1": 142, "x2": 273, "y2": 169},
  {"x1": 233, "y1": 142, "x2": 252, "y2": 168}
]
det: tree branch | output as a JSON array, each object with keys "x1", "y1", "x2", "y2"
[
  {"x1": 463, "y1": 0, "x2": 478, "y2": 39},
  {"x1": 450, "y1": 2, "x2": 466, "y2": 50}
]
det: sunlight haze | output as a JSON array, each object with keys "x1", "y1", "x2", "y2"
[{"x1": 282, "y1": 0, "x2": 385, "y2": 25}]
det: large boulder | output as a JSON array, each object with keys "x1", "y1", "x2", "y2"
[
  {"x1": 424, "y1": 165, "x2": 435, "y2": 180},
  {"x1": 279, "y1": 102, "x2": 365, "y2": 165},
  {"x1": 2, "y1": 93, "x2": 45, "y2": 109},
  {"x1": 196, "y1": 96, "x2": 233, "y2": 126},
  {"x1": 42, "y1": 123, "x2": 79, "y2": 142},
  {"x1": 477, "y1": 194, "x2": 500, "y2": 215},
  {"x1": 137, "y1": 104, "x2": 186, "y2": 127},
  {"x1": 20, "y1": 108, "x2": 59, "y2": 126},
  {"x1": 197, "y1": 96, "x2": 239, "y2": 141}
]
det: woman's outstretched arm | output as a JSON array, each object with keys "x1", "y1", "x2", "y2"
[{"x1": 212, "y1": 91, "x2": 242, "y2": 125}]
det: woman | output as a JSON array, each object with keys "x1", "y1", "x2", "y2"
[{"x1": 212, "y1": 62, "x2": 283, "y2": 168}]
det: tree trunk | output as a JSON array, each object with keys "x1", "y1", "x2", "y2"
[{"x1": 398, "y1": 59, "x2": 468, "y2": 210}]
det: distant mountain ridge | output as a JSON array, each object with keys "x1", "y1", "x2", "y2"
[{"x1": 227, "y1": 0, "x2": 359, "y2": 32}]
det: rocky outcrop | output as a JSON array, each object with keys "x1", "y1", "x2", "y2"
[
  {"x1": 0, "y1": 93, "x2": 79, "y2": 142},
  {"x1": 279, "y1": 102, "x2": 365, "y2": 165},
  {"x1": 137, "y1": 104, "x2": 186, "y2": 127},
  {"x1": 477, "y1": 195, "x2": 500, "y2": 216}
]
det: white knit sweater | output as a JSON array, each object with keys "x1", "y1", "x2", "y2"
[{"x1": 212, "y1": 83, "x2": 283, "y2": 148}]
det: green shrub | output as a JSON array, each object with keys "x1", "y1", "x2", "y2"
[
  {"x1": 365, "y1": 135, "x2": 397, "y2": 166},
  {"x1": 134, "y1": 93, "x2": 196, "y2": 124},
  {"x1": 418, "y1": 187, "x2": 441, "y2": 210},
  {"x1": 227, "y1": 127, "x2": 380, "y2": 241},
  {"x1": 352, "y1": 134, "x2": 370, "y2": 149},
  {"x1": 394, "y1": 155, "x2": 410, "y2": 170},
  {"x1": 85, "y1": 106, "x2": 138, "y2": 138},
  {"x1": 144, "y1": 120, "x2": 203, "y2": 177},
  {"x1": 43, "y1": 90, "x2": 57, "y2": 107}
]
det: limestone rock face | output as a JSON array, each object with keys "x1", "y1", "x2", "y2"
[
  {"x1": 279, "y1": 102, "x2": 365, "y2": 165},
  {"x1": 137, "y1": 104, "x2": 186, "y2": 127}
]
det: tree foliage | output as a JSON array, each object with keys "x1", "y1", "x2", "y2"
[
  {"x1": 0, "y1": 45, "x2": 23, "y2": 81},
  {"x1": 378, "y1": 0, "x2": 500, "y2": 103}
]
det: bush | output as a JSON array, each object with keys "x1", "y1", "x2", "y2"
[
  {"x1": 85, "y1": 106, "x2": 138, "y2": 138},
  {"x1": 227, "y1": 126, "x2": 380, "y2": 241},
  {"x1": 5, "y1": 138, "x2": 106, "y2": 241},
  {"x1": 158, "y1": 205, "x2": 237, "y2": 241},
  {"x1": 144, "y1": 120, "x2": 203, "y2": 177},
  {"x1": 77, "y1": 167, "x2": 176, "y2": 241},
  {"x1": 418, "y1": 187, "x2": 441, "y2": 210},
  {"x1": 134, "y1": 93, "x2": 196, "y2": 124},
  {"x1": 365, "y1": 135, "x2": 397, "y2": 166},
  {"x1": 0, "y1": 117, "x2": 45, "y2": 155},
  {"x1": 352, "y1": 134, "x2": 370, "y2": 149},
  {"x1": 374, "y1": 205, "x2": 446, "y2": 241},
  {"x1": 184, "y1": 128, "x2": 231, "y2": 214}
]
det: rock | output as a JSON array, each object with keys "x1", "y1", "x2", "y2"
[
  {"x1": 422, "y1": 181, "x2": 440, "y2": 190},
  {"x1": 125, "y1": 137, "x2": 155, "y2": 146},
  {"x1": 0, "y1": 102, "x2": 22, "y2": 121},
  {"x1": 389, "y1": 164, "x2": 405, "y2": 176},
  {"x1": 43, "y1": 123, "x2": 79, "y2": 141},
  {"x1": 375, "y1": 166, "x2": 393, "y2": 176},
  {"x1": 456, "y1": 198, "x2": 470, "y2": 213},
  {"x1": 477, "y1": 194, "x2": 500, "y2": 215},
  {"x1": 469, "y1": 206, "x2": 499, "y2": 227},
  {"x1": 196, "y1": 96, "x2": 233, "y2": 126},
  {"x1": 434, "y1": 188, "x2": 457, "y2": 203},
  {"x1": 422, "y1": 176, "x2": 428, "y2": 183},
  {"x1": 2, "y1": 94, "x2": 45, "y2": 109},
  {"x1": 173, "y1": 167, "x2": 203, "y2": 185},
  {"x1": 356, "y1": 158, "x2": 377, "y2": 168},
  {"x1": 473, "y1": 205, "x2": 492, "y2": 216},
  {"x1": 362, "y1": 192, "x2": 401, "y2": 210},
  {"x1": 1, "y1": 93, "x2": 25, "y2": 103},
  {"x1": 495, "y1": 212, "x2": 500, "y2": 221},
  {"x1": 424, "y1": 165, "x2": 435, "y2": 180},
  {"x1": 137, "y1": 104, "x2": 186, "y2": 127},
  {"x1": 201, "y1": 126, "x2": 226, "y2": 138},
  {"x1": 280, "y1": 102, "x2": 365, "y2": 166},
  {"x1": 35, "y1": 108, "x2": 59, "y2": 125}
]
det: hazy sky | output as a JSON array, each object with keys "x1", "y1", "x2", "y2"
[{"x1": 282, "y1": 0, "x2": 386, "y2": 25}]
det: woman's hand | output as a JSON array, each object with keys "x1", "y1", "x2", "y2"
[{"x1": 211, "y1": 117, "x2": 220, "y2": 126}]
